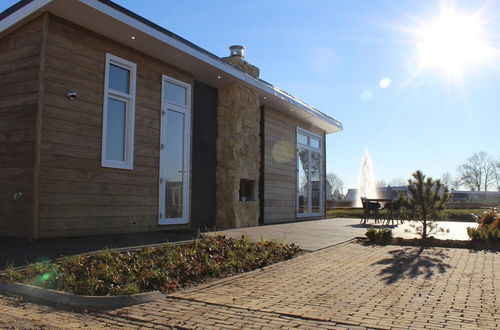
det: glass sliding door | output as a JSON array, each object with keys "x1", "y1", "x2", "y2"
[
  {"x1": 159, "y1": 76, "x2": 191, "y2": 225},
  {"x1": 296, "y1": 128, "x2": 324, "y2": 217}
]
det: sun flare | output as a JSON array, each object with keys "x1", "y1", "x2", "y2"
[{"x1": 418, "y1": 12, "x2": 488, "y2": 75}]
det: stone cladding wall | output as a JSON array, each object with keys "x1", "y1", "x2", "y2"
[
  {"x1": 216, "y1": 83, "x2": 260, "y2": 228},
  {"x1": 223, "y1": 56, "x2": 260, "y2": 78}
]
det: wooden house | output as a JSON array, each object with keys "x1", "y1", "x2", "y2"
[{"x1": 0, "y1": 0, "x2": 342, "y2": 238}]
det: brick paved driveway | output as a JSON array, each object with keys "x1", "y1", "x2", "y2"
[{"x1": 1, "y1": 242, "x2": 498, "y2": 329}]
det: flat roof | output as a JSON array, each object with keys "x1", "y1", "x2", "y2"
[{"x1": 0, "y1": 0, "x2": 343, "y2": 133}]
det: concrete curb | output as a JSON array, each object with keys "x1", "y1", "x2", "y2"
[{"x1": 0, "y1": 281, "x2": 164, "y2": 310}]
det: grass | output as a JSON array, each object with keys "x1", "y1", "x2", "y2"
[
  {"x1": 0, "y1": 235, "x2": 300, "y2": 296},
  {"x1": 326, "y1": 208, "x2": 485, "y2": 222}
]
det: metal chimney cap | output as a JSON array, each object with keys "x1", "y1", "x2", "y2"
[{"x1": 229, "y1": 45, "x2": 245, "y2": 58}]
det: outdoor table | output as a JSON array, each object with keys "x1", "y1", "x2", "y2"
[{"x1": 362, "y1": 198, "x2": 395, "y2": 224}]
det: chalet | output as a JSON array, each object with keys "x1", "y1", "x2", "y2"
[{"x1": 0, "y1": 0, "x2": 342, "y2": 238}]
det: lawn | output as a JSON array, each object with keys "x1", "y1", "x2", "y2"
[
  {"x1": 0, "y1": 235, "x2": 300, "y2": 296},
  {"x1": 326, "y1": 208, "x2": 485, "y2": 222}
]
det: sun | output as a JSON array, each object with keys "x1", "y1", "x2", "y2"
[{"x1": 418, "y1": 12, "x2": 488, "y2": 76}]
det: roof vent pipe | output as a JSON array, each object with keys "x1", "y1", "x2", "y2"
[{"x1": 229, "y1": 45, "x2": 245, "y2": 58}]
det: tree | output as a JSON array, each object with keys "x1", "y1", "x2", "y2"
[
  {"x1": 457, "y1": 152, "x2": 496, "y2": 191},
  {"x1": 388, "y1": 177, "x2": 406, "y2": 186},
  {"x1": 495, "y1": 159, "x2": 500, "y2": 192},
  {"x1": 326, "y1": 172, "x2": 344, "y2": 196},
  {"x1": 376, "y1": 180, "x2": 387, "y2": 187},
  {"x1": 400, "y1": 170, "x2": 450, "y2": 239},
  {"x1": 440, "y1": 172, "x2": 462, "y2": 190}
]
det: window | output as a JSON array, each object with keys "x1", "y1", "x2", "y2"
[
  {"x1": 101, "y1": 54, "x2": 136, "y2": 169},
  {"x1": 296, "y1": 128, "x2": 323, "y2": 217}
]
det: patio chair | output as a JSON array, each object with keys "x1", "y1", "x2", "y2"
[
  {"x1": 360, "y1": 197, "x2": 381, "y2": 224},
  {"x1": 384, "y1": 198, "x2": 402, "y2": 225}
]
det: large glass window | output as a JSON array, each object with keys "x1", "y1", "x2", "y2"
[
  {"x1": 297, "y1": 128, "x2": 324, "y2": 216},
  {"x1": 101, "y1": 54, "x2": 136, "y2": 169}
]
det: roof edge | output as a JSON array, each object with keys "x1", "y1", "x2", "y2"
[{"x1": 1, "y1": 0, "x2": 343, "y2": 133}]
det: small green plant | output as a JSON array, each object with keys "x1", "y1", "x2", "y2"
[{"x1": 365, "y1": 227, "x2": 393, "y2": 243}]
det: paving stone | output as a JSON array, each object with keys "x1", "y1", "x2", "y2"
[{"x1": 0, "y1": 242, "x2": 499, "y2": 329}]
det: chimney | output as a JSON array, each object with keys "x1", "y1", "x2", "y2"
[
  {"x1": 230, "y1": 45, "x2": 245, "y2": 58},
  {"x1": 222, "y1": 45, "x2": 260, "y2": 78}
]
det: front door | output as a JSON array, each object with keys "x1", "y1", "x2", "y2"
[{"x1": 159, "y1": 76, "x2": 191, "y2": 225}]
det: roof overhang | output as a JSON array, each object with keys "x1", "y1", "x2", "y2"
[{"x1": 0, "y1": 0, "x2": 343, "y2": 134}]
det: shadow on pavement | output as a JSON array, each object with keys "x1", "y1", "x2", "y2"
[
  {"x1": 346, "y1": 223, "x2": 369, "y2": 228},
  {"x1": 373, "y1": 246, "x2": 451, "y2": 284},
  {"x1": 0, "y1": 230, "x2": 198, "y2": 270}
]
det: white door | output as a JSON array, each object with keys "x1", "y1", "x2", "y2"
[{"x1": 158, "y1": 76, "x2": 191, "y2": 225}]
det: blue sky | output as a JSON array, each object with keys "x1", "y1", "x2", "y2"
[{"x1": 2, "y1": 0, "x2": 500, "y2": 189}]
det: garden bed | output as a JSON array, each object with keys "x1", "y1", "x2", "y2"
[
  {"x1": 358, "y1": 236, "x2": 500, "y2": 250},
  {"x1": 0, "y1": 235, "x2": 301, "y2": 297}
]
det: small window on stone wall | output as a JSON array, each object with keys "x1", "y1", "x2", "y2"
[{"x1": 239, "y1": 179, "x2": 255, "y2": 202}]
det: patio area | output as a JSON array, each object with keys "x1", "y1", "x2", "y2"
[{"x1": 208, "y1": 217, "x2": 477, "y2": 250}]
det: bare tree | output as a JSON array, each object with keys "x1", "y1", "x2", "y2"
[
  {"x1": 376, "y1": 179, "x2": 387, "y2": 187},
  {"x1": 389, "y1": 177, "x2": 406, "y2": 186},
  {"x1": 326, "y1": 172, "x2": 344, "y2": 196},
  {"x1": 457, "y1": 152, "x2": 496, "y2": 191},
  {"x1": 441, "y1": 172, "x2": 461, "y2": 190},
  {"x1": 493, "y1": 159, "x2": 500, "y2": 192},
  {"x1": 441, "y1": 172, "x2": 452, "y2": 187}
]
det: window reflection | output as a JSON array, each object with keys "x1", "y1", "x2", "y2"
[
  {"x1": 311, "y1": 151, "x2": 321, "y2": 213},
  {"x1": 298, "y1": 149, "x2": 309, "y2": 213},
  {"x1": 165, "y1": 109, "x2": 185, "y2": 218},
  {"x1": 297, "y1": 129, "x2": 323, "y2": 215},
  {"x1": 106, "y1": 98, "x2": 126, "y2": 161},
  {"x1": 109, "y1": 64, "x2": 130, "y2": 93},
  {"x1": 164, "y1": 81, "x2": 187, "y2": 106}
]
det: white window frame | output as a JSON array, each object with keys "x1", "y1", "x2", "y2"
[
  {"x1": 158, "y1": 75, "x2": 191, "y2": 225},
  {"x1": 296, "y1": 127, "x2": 324, "y2": 218},
  {"x1": 101, "y1": 53, "x2": 137, "y2": 170}
]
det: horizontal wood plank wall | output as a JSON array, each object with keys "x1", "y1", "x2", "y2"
[
  {"x1": 263, "y1": 106, "x2": 325, "y2": 224},
  {"x1": 0, "y1": 17, "x2": 43, "y2": 237},
  {"x1": 37, "y1": 15, "x2": 193, "y2": 238}
]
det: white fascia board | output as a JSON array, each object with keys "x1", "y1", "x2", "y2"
[
  {"x1": 0, "y1": 0, "x2": 53, "y2": 33},
  {"x1": 78, "y1": 0, "x2": 343, "y2": 133},
  {"x1": 0, "y1": 0, "x2": 342, "y2": 133}
]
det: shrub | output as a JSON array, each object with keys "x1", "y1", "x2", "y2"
[
  {"x1": 479, "y1": 210, "x2": 497, "y2": 229},
  {"x1": 365, "y1": 227, "x2": 393, "y2": 243},
  {"x1": 467, "y1": 226, "x2": 500, "y2": 243},
  {"x1": 490, "y1": 217, "x2": 500, "y2": 230}
]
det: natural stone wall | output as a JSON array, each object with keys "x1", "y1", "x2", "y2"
[
  {"x1": 216, "y1": 83, "x2": 260, "y2": 228},
  {"x1": 222, "y1": 56, "x2": 260, "y2": 78}
]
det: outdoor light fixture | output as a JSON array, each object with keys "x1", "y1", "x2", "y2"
[
  {"x1": 12, "y1": 192, "x2": 23, "y2": 200},
  {"x1": 130, "y1": 36, "x2": 136, "y2": 40},
  {"x1": 66, "y1": 89, "x2": 77, "y2": 100},
  {"x1": 217, "y1": 75, "x2": 221, "y2": 79}
]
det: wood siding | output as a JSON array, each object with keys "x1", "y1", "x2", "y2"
[
  {"x1": 0, "y1": 17, "x2": 44, "y2": 237},
  {"x1": 37, "y1": 15, "x2": 194, "y2": 237},
  {"x1": 262, "y1": 106, "x2": 326, "y2": 224}
]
